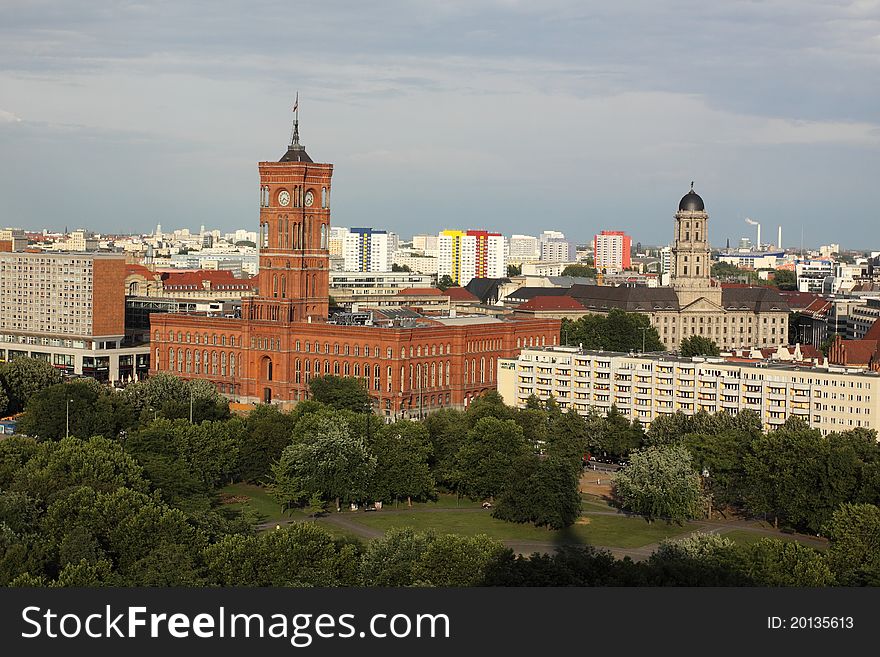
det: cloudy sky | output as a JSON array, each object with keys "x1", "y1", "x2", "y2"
[{"x1": 1, "y1": 0, "x2": 878, "y2": 248}]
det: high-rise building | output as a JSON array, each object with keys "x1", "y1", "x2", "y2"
[
  {"x1": 438, "y1": 230, "x2": 506, "y2": 286},
  {"x1": 412, "y1": 234, "x2": 439, "y2": 257},
  {"x1": 342, "y1": 228, "x2": 391, "y2": 272},
  {"x1": 0, "y1": 228, "x2": 27, "y2": 252},
  {"x1": 0, "y1": 252, "x2": 149, "y2": 380},
  {"x1": 509, "y1": 234, "x2": 540, "y2": 261},
  {"x1": 540, "y1": 239, "x2": 576, "y2": 263},
  {"x1": 592, "y1": 230, "x2": 632, "y2": 272}
]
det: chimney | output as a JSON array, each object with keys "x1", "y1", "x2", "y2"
[{"x1": 777, "y1": 226, "x2": 782, "y2": 250}]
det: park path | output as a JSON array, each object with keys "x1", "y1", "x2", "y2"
[{"x1": 256, "y1": 501, "x2": 828, "y2": 561}]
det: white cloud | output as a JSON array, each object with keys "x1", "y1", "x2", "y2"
[{"x1": 0, "y1": 109, "x2": 23, "y2": 123}]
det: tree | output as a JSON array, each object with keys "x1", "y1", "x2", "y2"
[
  {"x1": 437, "y1": 275, "x2": 457, "y2": 291},
  {"x1": 587, "y1": 405, "x2": 644, "y2": 459},
  {"x1": 234, "y1": 240, "x2": 257, "y2": 248},
  {"x1": 271, "y1": 418, "x2": 376, "y2": 512},
  {"x1": 679, "y1": 335, "x2": 720, "y2": 357},
  {"x1": 506, "y1": 264, "x2": 522, "y2": 276},
  {"x1": 561, "y1": 309, "x2": 664, "y2": 353},
  {"x1": 824, "y1": 503, "x2": 880, "y2": 585},
  {"x1": 819, "y1": 333, "x2": 838, "y2": 357},
  {"x1": 772, "y1": 269, "x2": 797, "y2": 290},
  {"x1": 371, "y1": 421, "x2": 435, "y2": 506},
  {"x1": 307, "y1": 375, "x2": 372, "y2": 412},
  {"x1": 493, "y1": 457, "x2": 581, "y2": 529},
  {"x1": 0, "y1": 357, "x2": 63, "y2": 414},
  {"x1": 453, "y1": 417, "x2": 532, "y2": 500},
  {"x1": 235, "y1": 404, "x2": 297, "y2": 482},
  {"x1": 613, "y1": 444, "x2": 704, "y2": 522},
  {"x1": 423, "y1": 408, "x2": 468, "y2": 489},
  {"x1": 122, "y1": 373, "x2": 229, "y2": 424},
  {"x1": 561, "y1": 264, "x2": 597, "y2": 278},
  {"x1": 17, "y1": 379, "x2": 135, "y2": 441},
  {"x1": 735, "y1": 538, "x2": 835, "y2": 586},
  {"x1": 203, "y1": 523, "x2": 360, "y2": 586},
  {"x1": 391, "y1": 263, "x2": 411, "y2": 272}
]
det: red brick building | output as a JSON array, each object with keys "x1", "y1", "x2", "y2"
[{"x1": 150, "y1": 120, "x2": 560, "y2": 417}]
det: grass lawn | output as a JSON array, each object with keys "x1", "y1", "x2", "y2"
[
  {"x1": 581, "y1": 494, "x2": 616, "y2": 513},
  {"x1": 220, "y1": 483, "x2": 300, "y2": 524},
  {"x1": 722, "y1": 529, "x2": 828, "y2": 551},
  {"x1": 346, "y1": 509, "x2": 698, "y2": 548}
]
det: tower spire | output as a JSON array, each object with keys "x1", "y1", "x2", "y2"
[{"x1": 290, "y1": 92, "x2": 301, "y2": 147}]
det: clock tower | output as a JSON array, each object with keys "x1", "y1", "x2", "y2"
[{"x1": 245, "y1": 113, "x2": 333, "y2": 323}]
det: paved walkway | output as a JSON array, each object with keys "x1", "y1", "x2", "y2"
[{"x1": 256, "y1": 500, "x2": 828, "y2": 561}]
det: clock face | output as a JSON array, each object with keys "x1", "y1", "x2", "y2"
[
  {"x1": 278, "y1": 190, "x2": 290, "y2": 207},
  {"x1": 304, "y1": 190, "x2": 314, "y2": 207}
]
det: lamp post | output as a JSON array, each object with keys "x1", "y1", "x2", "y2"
[
  {"x1": 638, "y1": 326, "x2": 650, "y2": 353},
  {"x1": 119, "y1": 429, "x2": 127, "y2": 455},
  {"x1": 701, "y1": 467, "x2": 712, "y2": 519},
  {"x1": 65, "y1": 397, "x2": 74, "y2": 439}
]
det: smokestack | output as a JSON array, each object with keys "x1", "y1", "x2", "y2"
[
  {"x1": 745, "y1": 218, "x2": 761, "y2": 250},
  {"x1": 777, "y1": 226, "x2": 782, "y2": 250}
]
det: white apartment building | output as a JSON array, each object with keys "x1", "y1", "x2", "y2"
[
  {"x1": 499, "y1": 346, "x2": 880, "y2": 436},
  {"x1": 540, "y1": 239, "x2": 576, "y2": 263},
  {"x1": 392, "y1": 250, "x2": 439, "y2": 275},
  {"x1": 509, "y1": 235, "x2": 540, "y2": 261},
  {"x1": 593, "y1": 231, "x2": 631, "y2": 272},
  {"x1": 342, "y1": 228, "x2": 391, "y2": 272},
  {"x1": 412, "y1": 234, "x2": 439, "y2": 257},
  {"x1": 796, "y1": 259, "x2": 834, "y2": 293}
]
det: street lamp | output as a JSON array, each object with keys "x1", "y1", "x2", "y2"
[
  {"x1": 119, "y1": 429, "x2": 127, "y2": 455},
  {"x1": 701, "y1": 467, "x2": 712, "y2": 519},
  {"x1": 65, "y1": 397, "x2": 74, "y2": 439},
  {"x1": 638, "y1": 326, "x2": 650, "y2": 353}
]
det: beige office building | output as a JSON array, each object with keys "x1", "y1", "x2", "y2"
[{"x1": 499, "y1": 346, "x2": 880, "y2": 436}]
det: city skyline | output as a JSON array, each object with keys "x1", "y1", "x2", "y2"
[{"x1": 1, "y1": 2, "x2": 878, "y2": 247}]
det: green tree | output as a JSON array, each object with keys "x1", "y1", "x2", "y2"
[
  {"x1": 506, "y1": 263, "x2": 522, "y2": 276},
  {"x1": 562, "y1": 309, "x2": 664, "y2": 352},
  {"x1": 613, "y1": 444, "x2": 704, "y2": 522},
  {"x1": 772, "y1": 269, "x2": 797, "y2": 290},
  {"x1": 17, "y1": 379, "x2": 135, "y2": 441},
  {"x1": 235, "y1": 404, "x2": 297, "y2": 482},
  {"x1": 736, "y1": 538, "x2": 835, "y2": 586},
  {"x1": 0, "y1": 357, "x2": 64, "y2": 414},
  {"x1": 493, "y1": 457, "x2": 581, "y2": 529},
  {"x1": 423, "y1": 408, "x2": 468, "y2": 489},
  {"x1": 561, "y1": 264, "x2": 597, "y2": 278},
  {"x1": 271, "y1": 418, "x2": 376, "y2": 512},
  {"x1": 307, "y1": 375, "x2": 372, "y2": 412},
  {"x1": 453, "y1": 417, "x2": 531, "y2": 500},
  {"x1": 371, "y1": 421, "x2": 435, "y2": 506},
  {"x1": 437, "y1": 275, "x2": 457, "y2": 291},
  {"x1": 122, "y1": 373, "x2": 229, "y2": 424},
  {"x1": 587, "y1": 405, "x2": 644, "y2": 459},
  {"x1": 391, "y1": 263, "x2": 411, "y2": 272},
  {"x1": 203, "y1": 523, "x2": 360, "y2": 586},
  {"x1": 824, "y1": 503, "x2": 880, "y2": 585},
  {"x1": 679, "y1": 335, "x2": 721, "y2": 357}
]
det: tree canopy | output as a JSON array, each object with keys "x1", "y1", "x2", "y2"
[
  {"x1": 679, "y1": 335, "x2": 720, "y2": 357},
  {"x1": 562, "y1": 309, "x2": 664, "y2": 352}
]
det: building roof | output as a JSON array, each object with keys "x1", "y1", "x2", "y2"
[
  {"x1": 161, "y1": 270, "x2": 257, "y2": 291},
  {"x1": 445, "y1": 287, "x2": 480, "y2": 302},
  {"x1": 516, "y1": 296, "x2": 587, "y2": 312},
  {"x1": 777, "y1": 290, "x2": 826, "y2": 311},
  {"x1": 397, "y1": 287, "x2": 444, "y2": 296},
  {"x1": 679, "y1": 188, "x2": 705, "y2": 212},
  {"x1": 801, "y1": 297, "x2": 833, "y2": 319},
  {"x1": 125, "y1": 264, "x2": 156, "y2": 279},
  {"x1": 505, "y1": 286, "x2": 570, "y2": 302},
  {"x1": 464, "y1": 277, "x2": 510, "y2": 304},
  {"x1": 720, "y1": 286, "x2": 789, "y2": 312},
  {"x1": 567, "y1": 284, "x2": 680, "y2": 311}
]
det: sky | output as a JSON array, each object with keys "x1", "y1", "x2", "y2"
[{"x1": 1, "y1": 0, "x2": 879, "y2": 248}]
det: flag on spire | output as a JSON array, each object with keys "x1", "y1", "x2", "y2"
[{"x1": 292, "y1": 92, "x2": 299, "y2": 114}]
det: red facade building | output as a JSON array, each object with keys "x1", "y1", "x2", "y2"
[{"x1": 150, "y1": 120, "x2": 560, "y2": 417}]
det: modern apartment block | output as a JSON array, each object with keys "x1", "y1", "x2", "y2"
[
  {"x1": 438, "y1": 229, "x2": 506, "y2": 286},
  {"x1": 499, "y1": 345, "x2": 880, "y2": 435},
  {"x1": 0, "y1": 252, "x2": 150, "y2": 381},
  {"x1": 342, "y1": 227, "x2": 392, "y2": 272},
  {"x1": 593, "y1": 230, "x2": 632, "y2": 272}
]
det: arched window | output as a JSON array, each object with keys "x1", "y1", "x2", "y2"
[
  {"x1": 387, "y1": 347, "x2": 393, "y2": 359},
  {"x1": 344, "y1": 362, "x2": 350, "y2": 375},
  {"x1": 168, "y1": 348, "x2": 175, "y2": 370},
  {"x1": 320, "y1": 224, "x2": 327, "y2": 249},
  {"x1": 333, "y1": 361, "x2": 340, "y2": 375},
  {"x1": 195, "y1": 350, "x2": 201, "y2": 374},
  {"x1": 401, "y1": 347, "x2": 406, "y2": 358},
  {"x1": 446, "y1": 361, "x2": 451, "y2": 386},
  {"x1": 354, "y1": 363, "x2": 360, "y2": 376},
  {"x1": 154, "y1": 330, "x2": 159, "y2": 342},
  {"x1": 324, "y1": 359, "x2": 330, "y2": 374},
  {"x1": 212, "y1": 351, "x2": 218, "y2": 375},
  {"x1": 177, "y1": 348, "x2": 183, "y2": 372},
  {"x1": 431, "y1": 362, "x2": 436, "y2": 387}
]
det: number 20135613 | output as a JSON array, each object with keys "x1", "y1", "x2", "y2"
[{"x1": 768, "y1": 616, "x2": 854, "y2": 630}]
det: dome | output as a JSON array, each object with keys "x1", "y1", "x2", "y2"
[{"x1": 679, "y1": 187, "x2": 705, "y2": 212}]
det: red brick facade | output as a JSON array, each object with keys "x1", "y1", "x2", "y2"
[{"x1": 150, "y1": 132, "x2": 560, "y2": 415}]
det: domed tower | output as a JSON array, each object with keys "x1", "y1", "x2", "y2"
[{"x1": 671, "y1": 183, "x2": 721, "y2": 307}]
